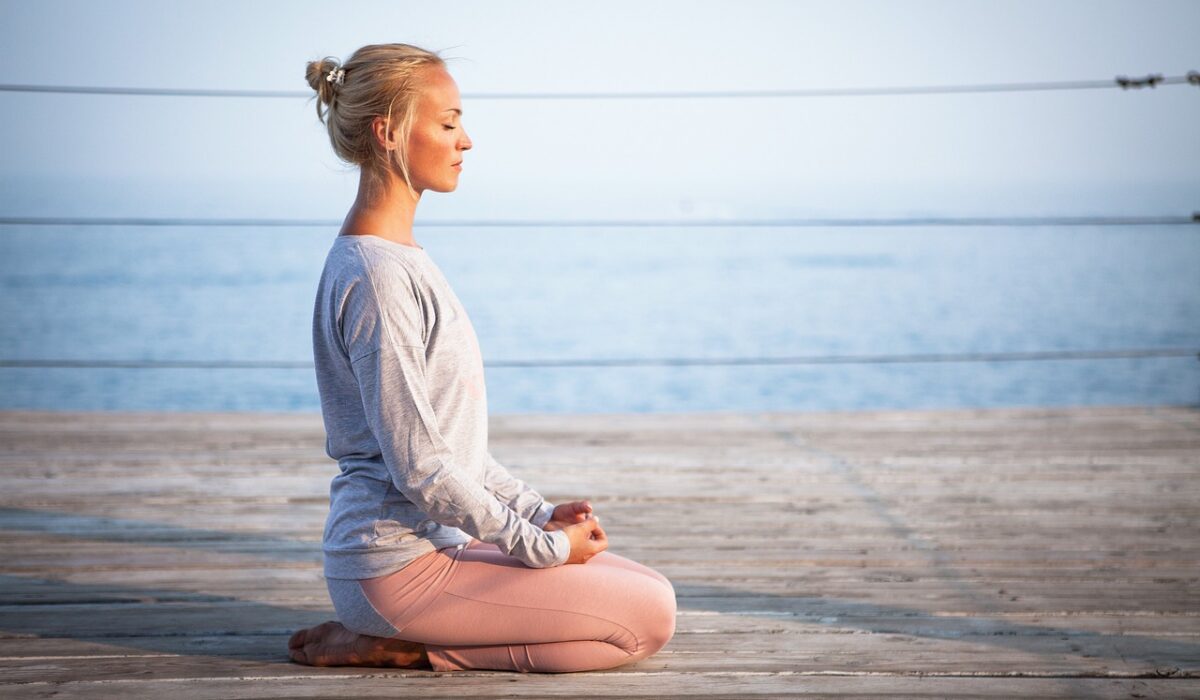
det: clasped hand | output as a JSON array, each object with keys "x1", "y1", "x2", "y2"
[{"x1": 542, "y1": 500, "x2": 607, "y2": 564}]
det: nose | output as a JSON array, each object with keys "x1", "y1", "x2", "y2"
[{"x1": 459, "y1": 127, "x2": 472, "y2": 152}]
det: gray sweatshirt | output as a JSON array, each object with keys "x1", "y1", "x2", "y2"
[{"x1": 311, "y1": 233, "x2": 570, "y2": 579}]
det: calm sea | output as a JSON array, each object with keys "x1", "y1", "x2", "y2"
[{"x1": 1, "y1": 224, "x2": 1197, "y2": 413}]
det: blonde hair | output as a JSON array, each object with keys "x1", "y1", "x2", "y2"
[{"x1": 305, "y1": 43, "x2": 447, "y2": 200}]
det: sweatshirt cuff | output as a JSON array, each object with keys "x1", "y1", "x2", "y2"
[
  {"x1": 550, "y1": 529, "x2": 571, "y2": 566},
  {"x1": 531, "y1": 500, "x2": 556, "y2": 529}
]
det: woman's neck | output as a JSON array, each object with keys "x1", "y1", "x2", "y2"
[{"x1": 339, "y1": 173, "x2": 422, "y2": 247}]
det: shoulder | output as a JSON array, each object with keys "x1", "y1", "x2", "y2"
[
  {"x1": 329, "y1": 238, "x2": 428, "y2": 306},
  {"x1": 332, "y1": 237, "x2": 421, "y2": 280},
  {"x1": 329, "y1": 238, "x2": 432, "y2": 352}
]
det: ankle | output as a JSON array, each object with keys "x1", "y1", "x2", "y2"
[{"x1": 369, "y1": 637, "x2": 427, "y2": 668}]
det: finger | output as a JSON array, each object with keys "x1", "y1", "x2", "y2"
[
  {"x1": 575, "y1": 518, "x2": 596, "y2": 536},
  {"x1": 590, "y1": 528, "x2": 609, "y2": 554},
  {"x1": 567, "y1": 518, "x2": 596, "y2": 535}
]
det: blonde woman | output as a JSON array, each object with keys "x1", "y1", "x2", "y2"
[{"x1": 289, "y1": 43, "x2": 676, "y2": 673}]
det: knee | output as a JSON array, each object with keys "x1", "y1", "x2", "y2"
[{"x1": 635, "y1": 578, "x2": 677, "y2": 657}]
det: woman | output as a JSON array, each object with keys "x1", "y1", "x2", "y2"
[{"x1": 289, "y1": 43, "x2": 676, "y2": 674}]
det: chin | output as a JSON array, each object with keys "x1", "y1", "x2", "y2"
[{"x1": 411, "y1": 178, "x2": 458, "y2": 194}]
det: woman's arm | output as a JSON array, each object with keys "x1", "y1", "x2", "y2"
[
  {"x1": 352, "y1": 344, "x2": 568, "y2": 568},
  {"x1": 342, "y1": 263, "x2": 569, "y2": 569},
  {"x1": 482, "y1": 451, "x2": 557, "y2": 528}
]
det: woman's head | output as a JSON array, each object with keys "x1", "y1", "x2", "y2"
[{"x1": 305, "y1": 43, "x2": 471, "y2": 200}]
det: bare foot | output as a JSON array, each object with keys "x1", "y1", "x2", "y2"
[{"x1": 288, "y1": 621, "x2": 429, "y2": 669}]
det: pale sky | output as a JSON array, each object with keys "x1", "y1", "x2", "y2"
[{"x1": 1, "y1": 0, "x2": 1197, "y2": 221}]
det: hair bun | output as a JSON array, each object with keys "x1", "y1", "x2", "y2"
[{"x1": 305, "y1": 56, "x2": 342, "y2": 106}]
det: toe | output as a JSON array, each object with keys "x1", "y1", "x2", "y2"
[{"x1": 288, "y1": 628, "x2": 308, "y2": 651}]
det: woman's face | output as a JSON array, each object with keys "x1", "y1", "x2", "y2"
[{"x1": 403, "y1": 67, "x2": 472, "y2": 194}]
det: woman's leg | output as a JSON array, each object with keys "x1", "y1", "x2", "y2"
[
  {"x1": 468, "y1": 539, "x2": 674, "y2": 592},
  {"x1": 290, "y1": 547, "x2": 449, "y2": 669},
  {"x1": 362, "y1": 542, "x2": 676, "y2": 673}
]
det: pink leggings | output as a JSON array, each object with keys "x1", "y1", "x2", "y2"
[{"x1": 326, "y1": 539, "x2": 677, "y2": 673}]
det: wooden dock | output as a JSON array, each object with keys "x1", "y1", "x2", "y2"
[{"x1": 1, "y1": 405, "x2": 1197, "y2": 698}]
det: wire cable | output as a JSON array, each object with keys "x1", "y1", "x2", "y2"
[
  {"x1": 1, "y1": 72, "x2": 1196, "y2": 99},
  {"x1": 2, "y1": 348, "x2": 1195, "y2": 370},
  {"x1": 1, "y1": 215, "x2": 1196, "y2": 228}
]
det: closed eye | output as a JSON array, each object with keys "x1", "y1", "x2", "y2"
[{"x1": 443, "y1": 125, "x2": 456, "y2": 130}]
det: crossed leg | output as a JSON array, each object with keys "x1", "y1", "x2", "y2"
[{"x1": 289, "y1": 541, "x2": 675, "y2": 673}]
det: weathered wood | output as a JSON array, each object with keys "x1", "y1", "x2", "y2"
[
  {"x1": 1, "y1": 405, "x2": 1198, "y2": 698},
  {"x1": 2, "y1": 630, "x2": 1198, "y2": 684},
  {"x1": 0, "y1": 675, "x2": 1196, "y2": 700}
]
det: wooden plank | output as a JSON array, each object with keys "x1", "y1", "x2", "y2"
[
  {"x1": 1, "y1": 675, "x2": 1196, "y2": 699},
  {"x1": 2, "y1": 632, "x2": 1198, "y2": 684},
  {"x1": 1, "y1": 405, "x2": 1197, "y2": 697}
]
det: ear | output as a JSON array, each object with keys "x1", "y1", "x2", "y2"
[{"x1": 370, "y1": 115, "x2": 398, "y2": 152}]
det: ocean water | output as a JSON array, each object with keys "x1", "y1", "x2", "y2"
[{"x1": 1, "y1": 224, "x2": 1197, "y2": 413}]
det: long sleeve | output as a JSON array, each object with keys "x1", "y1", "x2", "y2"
[
  {"x1": 483, "y1": 450, "x2": 557, "y2": 529},
  {"x1": 343, "y1": 253, "x2": 569, "y2": 569}
]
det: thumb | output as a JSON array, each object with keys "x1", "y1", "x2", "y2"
[
  {"x1": 589, "y1": 520, "x2": 608, "y2": 551},
  {"x1": 573, "y1": 501, "x2": 592, "y2": 522}
]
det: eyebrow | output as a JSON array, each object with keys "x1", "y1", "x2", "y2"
[{"x1": 442, "y1": 108, "x2": 462, "y2": 115}]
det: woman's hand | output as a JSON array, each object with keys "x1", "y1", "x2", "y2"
[
  {"x1": 542, "y1": 500, "x2": 594, "y2": 532},
  {"x1": 562, "y1": 516, "x2": 607, "y2": 565}
]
